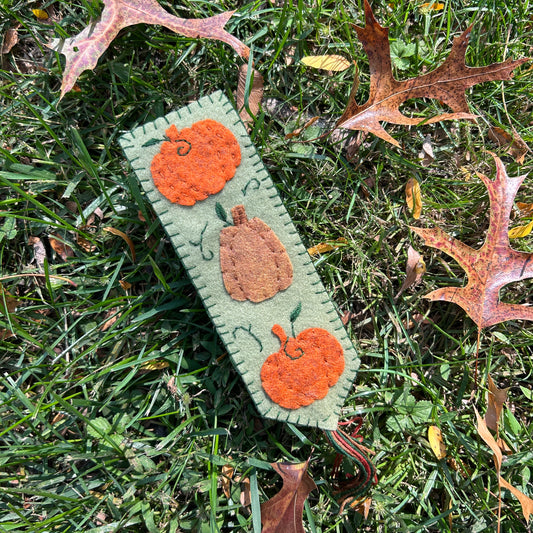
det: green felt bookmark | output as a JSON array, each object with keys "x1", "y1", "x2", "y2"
[{"x1": 119, "y1": 91, "x2": 360, "y2": 431}]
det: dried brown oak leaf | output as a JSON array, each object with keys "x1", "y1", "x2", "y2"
[
  {"x1": 336, "y1": 0, "x2": 529, "y2": 147},
  {"x1": 48, "y1": 0, "x2": 249, "y2": 99},
  {"x1": 261, "y1": 461, "x2": 316, "y2": 533},
  {"x1": 412, "y1": 154, "x2": 533, "y2": 329}
]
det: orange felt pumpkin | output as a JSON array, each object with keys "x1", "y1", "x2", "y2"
[
  {"x1": 260, "y1": 324, "x2": 345, "y2": 409},
  {"x1": 220, "y1": 205, "x2": 293, "y2": 302},
  {"x1": 151, "y1": 120, "x2": 241, "y2": 205}
]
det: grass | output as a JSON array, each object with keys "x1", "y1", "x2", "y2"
[{"x1": 1, "y1": 0, "x2": 532, "y2": 531}]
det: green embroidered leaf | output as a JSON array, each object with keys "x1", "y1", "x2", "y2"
[
  {"x1": 290, "y1": 302, "x2": 302, "y2": 323},
  {"x1": 142, "y1": 138, "x2": 162, "y2": 147},
  {"x1": 215, "y1": 202, "x2": 229, "y2": 224}
]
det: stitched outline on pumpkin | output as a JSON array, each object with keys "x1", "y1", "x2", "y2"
[{"x1": 189, "y1": 222, "x2": 214, "y2": 261}]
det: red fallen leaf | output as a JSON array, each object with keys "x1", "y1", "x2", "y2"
[
  {"x1": 412, "y1": 153, "x2": 533, "y2": 328},
  {"x1": 336, "y1": 0, "x2": 529, "y2": 147},
  {"x1": 261, "y1": 460, "x2": 317, "y2": 533},
  {"x1": 47, "y1": 0, "x2": 250, "y2": 99}
]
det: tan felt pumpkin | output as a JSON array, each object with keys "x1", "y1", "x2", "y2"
[
  {"x1": 151, "y1": 120, "x2": 241, "y2": 206},
  {"x1": 220, "y1": 205, "x2": 293, "y2": 302}
]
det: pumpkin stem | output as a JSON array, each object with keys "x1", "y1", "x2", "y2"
[
  {"x1": 272, "y1": 324, "x2": 304, "y2": 360},
  {"x1": 231, "y1": 205, "x2": 248, "y2": 226},
  {"x1": 271, "y1": 324, "x2": 287, "y2": 346}
]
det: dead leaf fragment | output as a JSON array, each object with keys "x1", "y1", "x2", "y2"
[
  {"x1": 0, "y1": 284, "x2": 18, "y2": 316},
  {"x1": 419, "y1": 2, "x2": 445, "y2": 11},
  {"x1": 32, "y1": 8, "x2": 49, "y2": 20},
  {"x1": 285, "y1": 116, "x2": 320, "y2": 140},
  {"x1": 47, "y1": 0, "x2": 250, "y2": 99},
  {"x1": 28, "y1": 236, "x2": 46, "y2": 272},
  {"x1": 500, "y1": 476, "x2": 533, "y2": 523},
  {"x1": 508, "y1": 219, "x2": 533, "y2": 239},
  {"x1": 516, "y1": 202, "x2": 533, "y2": 217},
  {"x1": 412, "y1": 154, "x2": 533, "y2": 328},
  {"x1": 475, "y1": 408, "x2": 502, "y2": 471},
  {"x1": 49, "y1": 234, "x2": 75, "y2": 261},
  {"x1": 119, "y1": 279, "x2": 132, "y2": 291},
  {"x1": 335, "y1": 0, "x2": 529, "y2": 146},
  {"x1": 99, "y1": 308, "x2": 122, "y2": 331},
  {"x1": 1, "y1": 27, "x2": 19, "y2": 54},
  {"x1": 485, "y1": 375, "x2": 508, "y2": 432},
  {"x1": 308, "y1": 238, "x2": 347, "y2": 256},
  {"x1": 488, "y1": 126, "x2": 529, "y2": 164},
  {"x1": 476, "y1": 409, "x2": 533, "y2": 524},
  {"x1": 301, "y1": 55, "x2": 351, "y2": 71},
  {"x1": 104, "y1": 227, "x2": 136, "y2": 262},
  {"x1": 221, "y1": 464, "x2": 234, "y2": 499},
  {"x1": 237, "y1": 64, "x2": 264, "y2": 128},
  {"x1": 239, "y1": 477, "x2": 251, "y2": 508},
  {"x1": 395, "y1": 245, "x2": 425, "y2": 299},
  {"x1": 418, "y1": 136, "x2": 435, "y2": 166},
  {"x1": 261, "y1": 461, "x2": 317, "y2": 533},
  {"x1": 428, "y1": 425, "x2": 447, "y2": 460},
  {"x1": 405, "y1": 178, "x2": 422, "y2": 219}
]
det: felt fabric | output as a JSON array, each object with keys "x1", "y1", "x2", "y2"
[
  {"x1": 150, "y1": 121, "x2": 241, "y2": 205},
  {"x1": 261, "y1": 325, "x2": 345, "y2": 409},
  {"x1": 220, "y1": 205, "x2": 293, "y2": 302},
  {"x1": 119, "y1": 91, "x2": 360, "y2": 430}
]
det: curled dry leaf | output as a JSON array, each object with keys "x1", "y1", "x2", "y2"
[
  {"x1": 516, "y1": 202, "x2": 533, "y2": 217},
  {"x1": 28, "y1": 236, "x2": 47, "y2": 272},
  {"x1": 500, "y1": 477, "x2": 533, "y2": 523},
  {"x1": 104, "y1": 227, "x2": 136, "y2": 262},
  {"x1": 412, "y1": 154, "x2": 533, "y2": 328},
  {"x1": 488, "y1": 126, "x2": 529, "y2": 165},
  {"x1": 405, "y1": 178, "x2": 422, "y2": 219},
  {"x1": 335, "y1": 0, "x2": 529, "y2": 146},
  {"x1": 418, "y1": 136, "x2": 435, "y2": 167},
  {"x1": 1, "y1": 27, "x2": 19, "y2": 54},
  {"x1": 47, "y1": 0, "x2": 250, "y2": 99},
  {"x1": 307, "y1": 238, "x2": 348, "y2": 256},
  {"x1": 428, "y1": 425, "x2": 447, "y2": 460},
  {"x1": 485, "y1": 375, "x2": 508, "y2": 432},
  {"x1": 395, "y1": 245, "x2": 425, "y2": 299},
  {"x1": 476, "y1": 409, "x2": 533, "y2": 524},
  {"x1": 301, "y1": 55, "x2": 351, "y2": 71},
  {"x1": 508, "y1": 219, "x2": 533, "y2": 239},
  {"x1": 261, "y1": 461, "x2": 316, "y2": 533},
  {"x1": 237, "y1": 64, "x2": 264, "y2": 128},
  {"x1": 49, "y1": 234, "x2": 75, "y2": 262}
]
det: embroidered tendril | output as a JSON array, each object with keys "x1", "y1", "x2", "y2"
[{"x1": 175, "y1": 139, "x2": 192, "y2": 156}]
